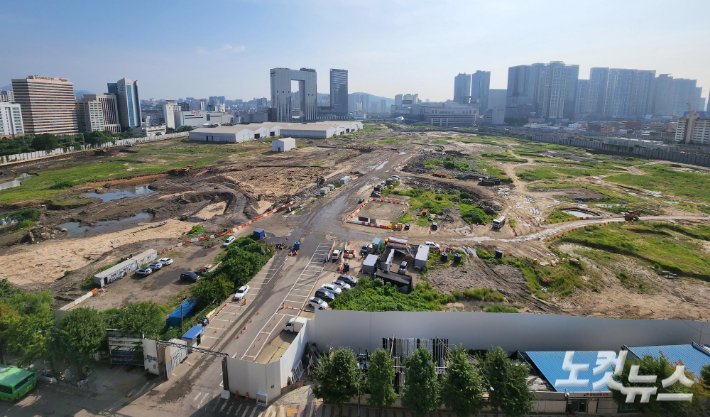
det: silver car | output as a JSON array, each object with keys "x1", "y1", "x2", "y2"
[{"x1": 332, "y1": 280, "x2": 351, "y2": 291}]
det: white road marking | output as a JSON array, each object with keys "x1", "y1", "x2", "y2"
[
  {"x1": 249, "y1": 405, "x2": 259, "y2": 417},
  {"x1": 227, "y1": 404, "x2": 234, "y2": 414},
  {"x1": 193, "y1": 392, "x2": 204, "y2": 402},
  {"x1": 241, "y1": 405, "x2": 251, "y2": 417},
  {"x1": 234, "y1": 403, "x2": 244, "y2": 415},
  {"x1": 221, "y1": 399, "x2": 229, "y2": 412}
]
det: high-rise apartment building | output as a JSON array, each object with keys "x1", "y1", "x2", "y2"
[
  {"x1": 270, "y1": 68, "x2": 317, "y2": 122},
  {"x1": 0, "y1": 90, "x2": 14, "y2": 103},
  {"x1": 471, "y1": 71, "x2": 491, "y2": 111},
  {"x1": 453, "y1": 73, "x2": 471, "y2": 104},
  {"x1": 330, "y1": 69, "x2": 348, "y2": 116},
  {"x1": 505, "y1": 63, "x2": 544, "y2": 119},
  {"x1": 108, "y1": 78, "x2": 141, "y2": 131},
  {"x1": 11, "y1": 75, "x2": 78, "y2": 134},
  {"x1": 505, "y1": 62, "x2": 578, "y2": 120},
  {"x1": 575, "y1": 80, "x2": 590, "y2": 115},
  {"x1": 160, "y1": 100, "x2": 179, "y2": 129},
  {"x1": 587, "y1": 68, "x2": 610, "y2": 117},
  {"x1": 76, "y1": 94, "x2": 120, "y2": 133},
  {"x1": 395, "y1": 94, "x2": 403, "y2": 107},
  {"x1": 0, "y1": 103, "x2": 24, "y2": 136},
  {"x1": 380, "y1": 98, "x2": 387, "y2": 115},
  {"x1": 602, "y1": 69, "x2": 655, "y2": 119}
]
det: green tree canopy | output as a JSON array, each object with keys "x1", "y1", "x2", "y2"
[
  {"x1": 313, "y1": 347, "x2": 362, "y2": 417},
  {"x1": 611, "y1": 354, "x2": 704, "y2": 416},
  {"x1": 60, "y1": 307, "x2": 105, "y2": 357},
  {"x1": 192, "y1": 274, "x2": 234, "y2": 308},
  {"x1": 31, "y1": 133, "x2": 58, "y2": 152},
  {"x1": 1, "y1": 291, "x2": 55, "y2": 366},
  {"x1": 367, "y1": 348, "x2": 398, "y2": 416},
  {"x1": 441, "y1": 347, "x2": 485, "y2": 417},
  {"x1": 480, "y1": 347, "x2": 534, "y2": 417},
  {"x1": 401, "y1": 346, "x2": 440, "y2": 417},
  {"x1": 116, "y1": 301, "x2": 164, "y2": 338}
]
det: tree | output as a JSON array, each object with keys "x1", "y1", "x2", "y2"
[
  {"x1": 611, "y1": 354, "x2": 703, "y2": 416},
  {"x1": 313, "y1": 347, "x2": 362, "y2": 417},
  {"x1": 116, "y1": 302, "x2": 164, "y2": 338},
  {"x1": 60, "y1": 307, "x2": 105, "y2": 357},
  {"x1": 480, "y1": 347, "x2": 534, "y2": 417},
  {"x1": 191, "y1": 274, "x2": 233, "y2": 308},
  {"x1": 0, "y1": 302, "x2": 16, "y2": 365},
  {"x1": 401, "y1": 347, "x2": 440, "y2": 417},
  {"x1": 31, "y1": 133, "x2": 58, "y2": 152},
  {"x1": 701, "y1": 364, "x2": 710, "y2": 388},
  {"x1": 367, "y1": 349, "x2": 398, "y2": 416},
  {"x1": 441, "y1": 347, "x2": 485, "y2": 417},
  {"x1": 1, "y1": 291, "x2": 55, "y2": 367}
]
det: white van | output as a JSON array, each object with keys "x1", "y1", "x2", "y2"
[{"x1": 223, "y1": 235, "x2": 236, "y2": 247}]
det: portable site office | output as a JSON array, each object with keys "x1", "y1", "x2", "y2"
[{"x1": 93, "y1": 249, "x2": 157, "y2": 287}]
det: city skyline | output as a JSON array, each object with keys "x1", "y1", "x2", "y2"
[{"x1": 0, "y1": 0, "x2": 708, "y2": 101}]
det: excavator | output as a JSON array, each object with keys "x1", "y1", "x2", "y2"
[
  {"x1": 623, "y1": 209, "x2": 643, "y2": 221},
  {"x1": 169, "y1": 165, "x2": 193, "y2": 176}
]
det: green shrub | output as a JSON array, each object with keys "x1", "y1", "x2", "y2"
[
  {"x1": 48, "y1": 180, "x2": 75, "y2": 190},
  {"x1": 461, "y1": 207, "x2": 490, "y2": 224},
  {"x1": 186, "y1": 225, "x2": 204, "y2": 237},
  {"x1": 485, "y1": 305, "x2": 518, "y2": 313}
]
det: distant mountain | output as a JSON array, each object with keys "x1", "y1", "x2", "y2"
[
  {"x1": 74, "y1": 90, "x2": 93, "y2": 100},
  {"x1": 1, "y1": 84, "x2": 11, "y2": 91}
]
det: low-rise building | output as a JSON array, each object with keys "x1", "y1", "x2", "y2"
[
  {"x1": 675, "y1": 111, "x2": 710, "y2": 145},
  {"x1": 272, "y1": 138, "x2": 295, "y2": 152},
  {"x1": 133, "y1": 125, "x2": 166, "y2": 137}
]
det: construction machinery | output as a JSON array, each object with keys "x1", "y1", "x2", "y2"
[
  {"x1": 169, "y1": 165, "x2": 193, "y2": 176},
  {"x1": 623, "y1": 209, "x2": 643, "y2": 221}
]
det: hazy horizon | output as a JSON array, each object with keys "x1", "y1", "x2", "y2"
[{"x1": 1, "y1": 0, "x2": 708, "y2": 102}]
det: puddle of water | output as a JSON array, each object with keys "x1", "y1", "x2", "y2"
[
  {"x1": 0, "y1": 173, "x2": 37, "y2": 190},
  {"x1": 85, "y1": 186, "x2": 153, "y2": 202},
  {"x1": 564, "y1": 210, "x2": 593, "y2": 218},
  {"x1": 59, "y1": 212, "x2": 152, "y2": 236}
]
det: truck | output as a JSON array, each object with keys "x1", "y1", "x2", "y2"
[
  {"x1": 284, "y1": 317, "x2": 308, "y2": 333},
  {"x1": 492, "y1": 216, "x2": 506, "y2": 229},
  {"x1": 331, "y1": 249, "x2": 341, "y2": 262}
]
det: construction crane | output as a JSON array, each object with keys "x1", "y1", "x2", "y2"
[{"x1": 623, "y1": 209, "x2": 643, "y2": 221}]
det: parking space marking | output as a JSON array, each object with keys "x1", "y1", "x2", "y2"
[
  {"x1": 194, "y1": 392, "x2": 204, "y2": 403},
  {"x1": 241, "y1": 242, "x2": 331, "y2": 360},
  {"x1": 234, "y1": 404, "x2": 244, "y2": 416}
]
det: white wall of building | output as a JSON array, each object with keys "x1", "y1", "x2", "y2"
[
  {"x1": 0, "y1": 103, "x2": 24, "y2": 136},
  {"x1": 272, "y1": 138, "x2": 295, "y2": 152}
]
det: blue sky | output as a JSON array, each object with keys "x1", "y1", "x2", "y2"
[{"x1": 1, "y1": 0, "x2": 708, "y2": 102}]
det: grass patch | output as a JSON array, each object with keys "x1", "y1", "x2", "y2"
[
  {"x1": 606, "y1": 164, "x2": 710, "y2": 205},
  {"x1": 477, "y1": 248, "x2": 592, "y2": 298},
  {"x1": 554, "y1": 222, "x2": 710, "y2": 279},
  {"x1": 330, "y1": 279, "x2": 452, "y2": 311},
  {"x1": 485, "y1": 304, "x2": 518, "y2": 313},
  {"x1": 517, "y1": 167, "x2": 559, "y2": 182},
  {"x1": 480, "y1": 152, "x2": 527, "y2": 163},
  {"x1": 0, "y1": 208, "x2": 41, "y2": 234},
  {"x1": 186, "y1": 225, "x2": 204, "y2": 237},
  {"x1": 452, "y1": 288, "x2": 505, "y2": 302},
  {"x1": 546, "y1": 209, "x2": 577, "y2": 223}
]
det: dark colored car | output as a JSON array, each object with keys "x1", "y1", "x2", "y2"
[
  {"x1": 180, "y1": 271, "x2": 199, "y2": 282},
  {"x1": 315, "y1": 289, "x2": 335, "y2": 302},
  {"x1": 338, "y1": 274, "x2": 358, "y2": 286}
]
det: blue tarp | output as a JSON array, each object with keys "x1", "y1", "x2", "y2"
[
  {"x1": 626, "y1": 343, "x2": 710, "y2": 378},
  {"x1": 181, "y1": 325, "x2": 204, "y2": 341},
  {"x1": 166, "y1": 298, "x2": 198, "y2": 327},
  {"x1": 526, "y1": 350, "x2": 617, "y2": 393}
]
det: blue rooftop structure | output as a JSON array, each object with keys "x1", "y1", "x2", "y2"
[
  {"x1": 626, "y1": 343, "x2": 710, "y2": 379},
  {"x1": 181, "y1": 325, "x2": 205, "y2": 341},
  {"x1": 526, "y1": 351, "x2": 619, "y2": 393},
  {"x1": 166, "y1": 298, "x2": 198, "y2": 327}
]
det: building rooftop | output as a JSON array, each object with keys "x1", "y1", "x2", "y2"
[
  {"x1": 526, "y1": 350, "x2": 617, "y2": 393},
  {"x1": 626, "y1": 343, "x2": 710, "y2": 378}
]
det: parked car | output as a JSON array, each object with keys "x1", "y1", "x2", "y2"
[
  {"x1": 233, "y1": 285, "x2": 250, "y2": 301},
  {"x1": 158, "y1": 257, "x2": 173, "y2": 265},
  {"x1": 314, "y1": 289, "x2": 335, "y2": 302},
  {"x1": 398, "y1": 261, "x2": 408, "y2": 274},
  {"x1": 424, "y1": 241, "x2": 440, "y2": 249},
  {"x1": 180, "y1": 271, "x2": 199, "y2": 282},
  {"x1": 223, "y1": 236, "x2": 236, "y2": 247},
  {"x1": 338, "y1": 274, "x2": 358, "y2": 286},
  {"x1": 148, "y1": 262, "x2": 163, "y2": 270},
  {"x1": 321, "y1": 283, "x2": 342, "y2": 295},
  {"x1": 404, "y1": 223, "x2": 410, "y2": 230},
  {"x1": 309, "y1": 297, "x2": 328, "y2": 310},
  {"x1": 136, "y1": 268, "x2": 152, "y2": 276},
  {"x1": 332, "y1": 280, "x2": 351, "y2": 291},
  {"x1": 392, "y1": 175, "x2": 400, "y2": 180},
  {"x1": 357, "y1": 198, "x2": 365, "y2": 204}
]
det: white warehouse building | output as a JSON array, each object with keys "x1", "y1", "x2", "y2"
[
  {"x1": 272, "y1": 138, "x2": 295, "y2": 152},
  {"x1": 188, "y1": 121, "x2": 362, "y2": 142}
]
